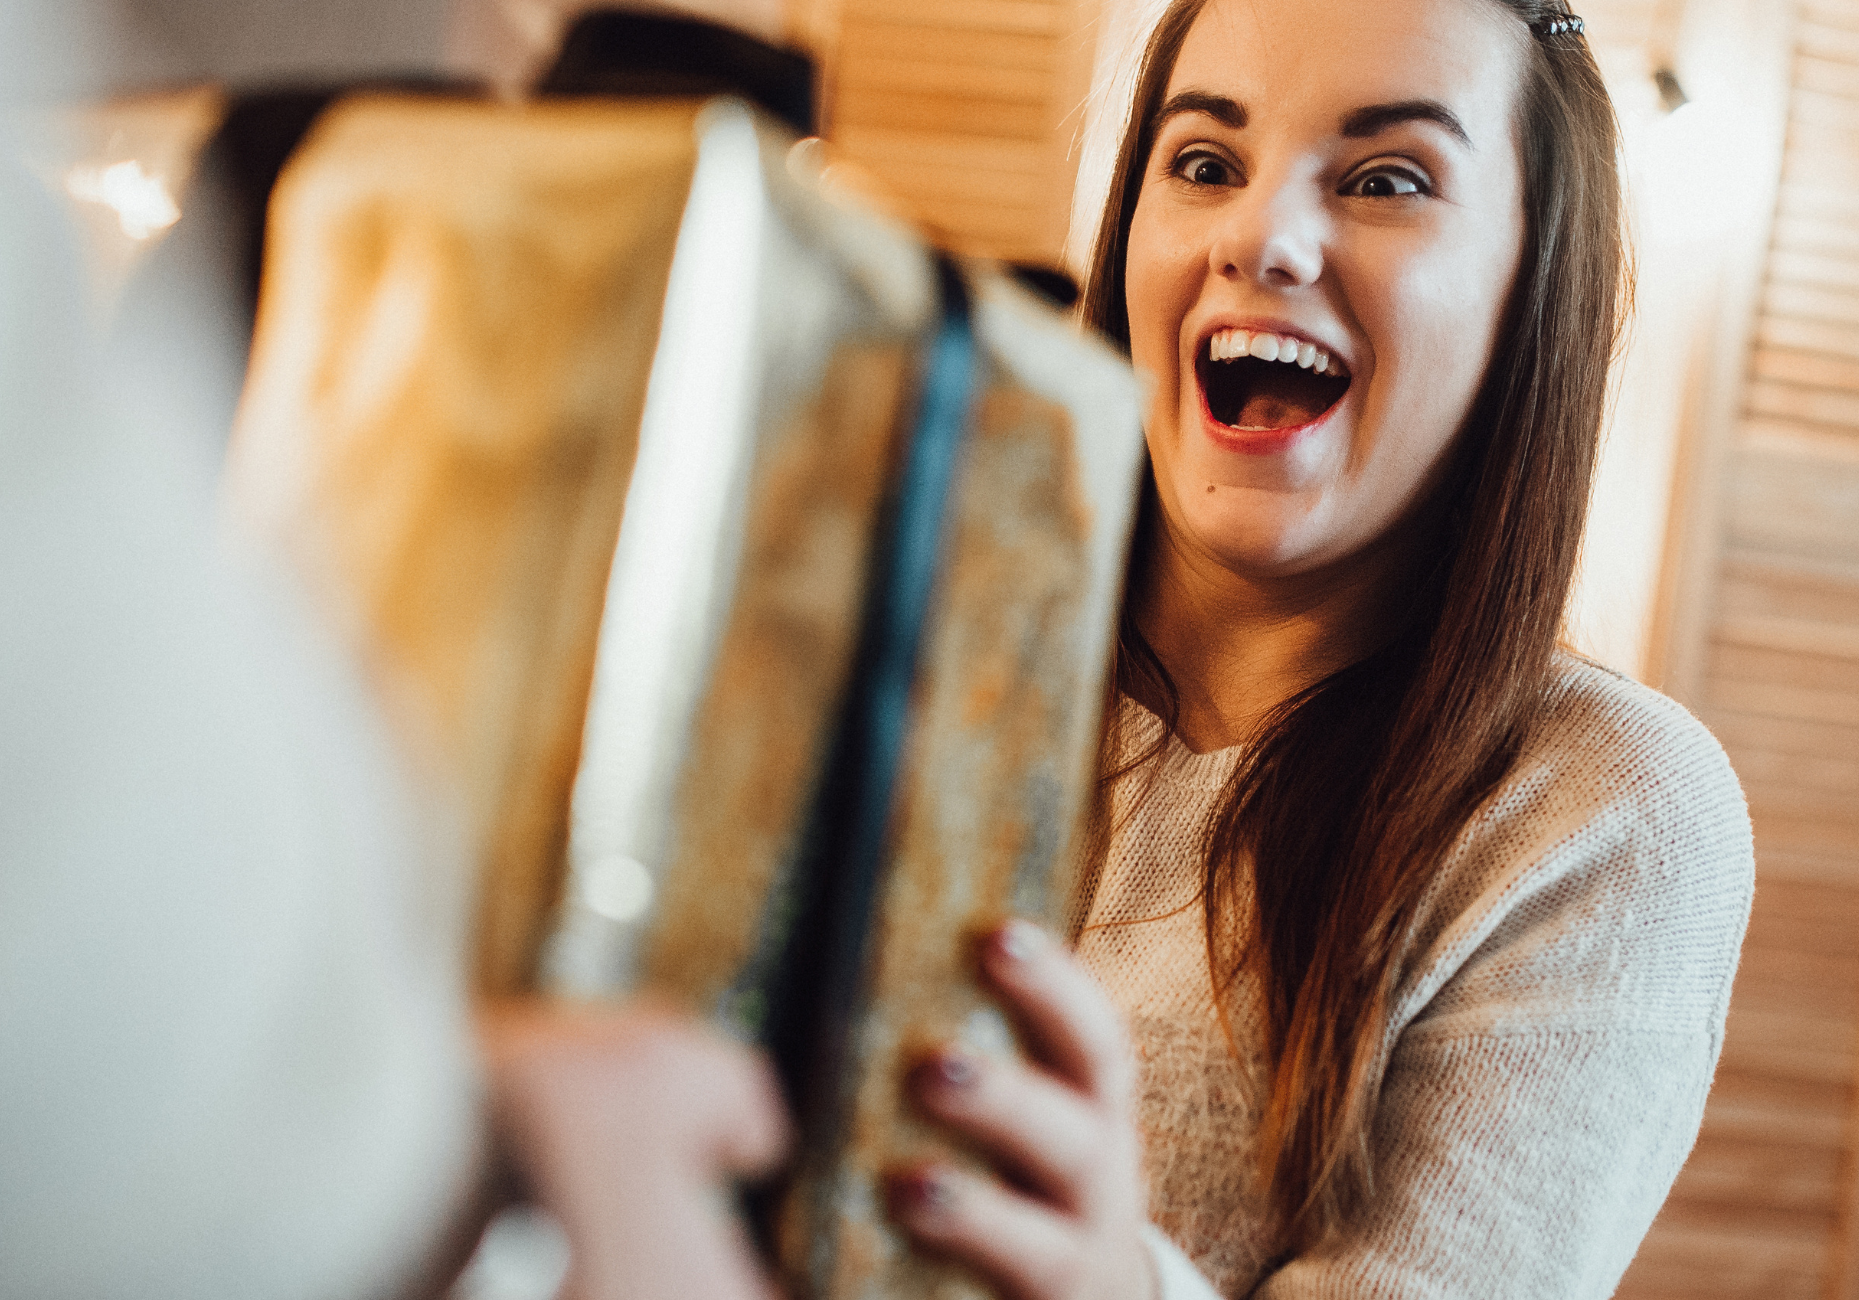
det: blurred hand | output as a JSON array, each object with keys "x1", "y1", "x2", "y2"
[
  {"x1": 886, "y1": 922, "x2": 1157, "y2": 1300},
  {"x1": 479, "y1": 1000, "x2": 790, "y2": 1300}
]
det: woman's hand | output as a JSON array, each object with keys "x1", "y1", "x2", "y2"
[
  {"x1": 479, "y1": 999, "x2": 791, "y2": 1300},
  {"x1": 887, "y1": 921, "x2": 1157, "y2": 1300}
]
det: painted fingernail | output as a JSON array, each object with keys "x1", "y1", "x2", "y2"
[
  {"x1": 998, "y1": 919, "x2": 1042, "y2": 962},
  {"x1": 890, "y1": 1168, "x2": 953, "y2": 1216},
  {"x1": 936, "y1": 1050, "x2": 978, "y2": 1089}
]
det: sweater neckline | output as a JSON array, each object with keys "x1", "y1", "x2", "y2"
[{"x1": 1117, "y1": 696, "x2": 1243, "y2": 793}]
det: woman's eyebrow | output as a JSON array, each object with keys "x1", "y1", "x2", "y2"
[
  {"x1": 1339, "y1": 100, "x2": 1472, "y2": 148},
  {"x1": 1155, "y1": 90, "x2": 1247, "y2": 130}
]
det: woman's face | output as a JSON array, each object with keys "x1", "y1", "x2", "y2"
[{"x1": 1125, "y1": 0, "x2": 1529, "y2": 579}]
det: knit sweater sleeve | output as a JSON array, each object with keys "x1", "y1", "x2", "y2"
[{"x1": 1251, "y1": 668, "x2": 1754, "y2": 1300}]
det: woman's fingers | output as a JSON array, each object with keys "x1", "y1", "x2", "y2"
[
  {"x1": 888, "y1": 1163, "x2": 1086, "y2": 1300},
  {"x1": 629, "y1": 1012, "x2": 791, "y2": 1177},
  {"x1": 483, "y1": 998, "x2": 790, "y2": 1180},
  {"x1": 478, "y1": 999, "x2": 791, "y2": 1300},
  {"x1": 911, "y1": 1049, "x2": 1102, "y2": 1208},
  {"x1": 982, "y1": 921, "x2": 1134, "y2": 1105},
  {"x1": 888, "y1": 930, "x2": 1157, "y2": 1300}
]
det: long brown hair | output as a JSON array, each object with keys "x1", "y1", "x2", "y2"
[{"x1": 1082, "y1": 0, "x2": 1623, "y2": 1248}]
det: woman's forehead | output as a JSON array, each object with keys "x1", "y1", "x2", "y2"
[{"x1": 1166, "y1": 0, "x2": 1529, "y2": 146}]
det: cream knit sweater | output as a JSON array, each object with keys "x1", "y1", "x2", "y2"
[{"x1": 1076, "y1": 656, "x2": 1754, "y2": 1299}]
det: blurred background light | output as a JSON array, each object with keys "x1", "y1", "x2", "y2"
[{"x1": 63, "y1": 158, "x2": 179, "y2": 239}]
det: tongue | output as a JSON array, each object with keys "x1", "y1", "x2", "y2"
[
  {"x1": 1202, "y1": 355, "x2": 1347, "y2": 431},
  {"x1": 1236, "y1": 388, "x2": 1325, "y2": 430}
]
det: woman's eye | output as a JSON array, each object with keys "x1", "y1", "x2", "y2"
[
  {"x1": 1347, "y1": 168, "x2": 1426, "y2": 198},
  {"x1": 1175, "y1": 152, "x2": 1234, "y2": 187}
]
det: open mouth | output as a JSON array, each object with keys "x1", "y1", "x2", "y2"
[{"x1": 1197, "y1": 329, "x2": 1351, "y2": 432}]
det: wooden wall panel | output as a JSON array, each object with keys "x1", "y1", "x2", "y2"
[
  {"x1": 809, "y1": 0, "x2": 1100, "y2": 264},
  {"x1": 1622, "y1": 0, "x2": 1859, "y2": 1295}
]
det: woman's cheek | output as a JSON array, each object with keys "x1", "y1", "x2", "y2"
[{"x1": 1123, "y1": 210, "x2": 1191, "y2": 384}]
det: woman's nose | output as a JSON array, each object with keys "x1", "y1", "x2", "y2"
[{"x1": 1208, "y1": 180, "x2": 1325, "y2": 289}]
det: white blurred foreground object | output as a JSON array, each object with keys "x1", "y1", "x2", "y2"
[
  {"x1": 453, "y1": 1207, "x2": 573, "y2": 1300},
  {"x1": 0, "y1": 10, "x2": 809, "y2": 1300},
  {"x1": 0, "y1": 31, "x2": 477, "y2": 1300}
]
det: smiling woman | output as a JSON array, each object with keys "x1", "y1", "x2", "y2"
[{"x1": 882, "y1": 2, "x2": 1758, "y2": 1298}]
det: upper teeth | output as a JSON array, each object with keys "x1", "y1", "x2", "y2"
[{"x1": 1208, "y1": 329, "x2": 1345, "y2": 377}]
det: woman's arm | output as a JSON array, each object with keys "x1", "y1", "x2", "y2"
[
  {"x1": 1255, "y1": 704, "x2": 1755, "y2": 1299},
  {"x1": 1254, "y1": 1022, "x2": 1719, "y2": 1298}
]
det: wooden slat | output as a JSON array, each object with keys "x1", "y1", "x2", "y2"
[
  {"x1": 1728, "y1": 743, "x2": 1859, "y2": 796},
  {"x1": 1803, "y1": 19, "x2": 1859, "y2": 63},
  {"x1": 836, "y1": 0, "x2": 1067, "y2": 35},
  {"x1": 1744, "y1": 789, "x2": 1859, "y2": 840},
  {"x1": 1785, "y1": 116, "x2": 1859, "y2": 157},
  {"x1": 1720, "y1": 1007, "x2": 1855, "y2": 1084},
  {"x1": 1770, "y1": 248, "x2": 1859, "y2": 295},
  {"x1": 1803, "y1": 0, "x2": 1859, "y2": 34},
  {"x1": 1619, "y1": 1213, "x2": 1826, "y2": 1299},
  {"x1": 1758, "y1": 314, "x2": 1859, "y2": 362},
  {"x1": 1794, "y1": 88, "x2": 1859, "y2": 137},
  {"x1": 1718, "y1": 553, "x2": 1859, "y2": 622},
  {"x1": 835, "y1": 88, "x2": 1058, "y2": 139},
  {"x1": 1742, "y1": 420, "x2": 1859, "y2": 465},
  {"x1": 1798, "y1": 52, "x2": 1859, "y2": 97},
  {"x1": 836, "y1": 22, "x2": 1057, "y2": 72},
  {"x1": 1733, "y1": 940, "x2": 1859, "y2": 997},
  {"x1": 1724, "y1": 445, "x2": 1859, "y2": 562},
  {"x1": 1724, "y1": 981, "x2": 1859, "y2": 1036},
  {"x1": 1750, "y1": 846, "x2": 1859, "y2": 886},
  {"x1": 1666, "y1": 1135, "x2": 1842, "y2": 1216},
  {"x1": 1718, "y1": 616, "x2": 1859, "y2": 659},
  {"x1": 1741, "y1": 879, "x2": 1859, "y2": 951},
  {"x1": 831, "y1": 124, "x2": 1051, "y2": 174},
  {"x1": 1764, "y1": 281, "x2": 1859, "y2": 329},
  {"x1": 835, "y1": 58, "x2": 1057, "y2": 103},
  {"x1": 1707, "y1": 705, "x2": 1859, "y2": 765},
  {"x1": 817, "y1": 0, "x2": 1094, "y2": 262},
  {"x1": 864, "y1": 163, "x2": 1056, "y2": 209},
  {"x1": 1708, "y1": 677, "x2": 1859, "y2": 727},
  {"x1": 1701, "y1": 1068, "x2": 1854, "y2": 1148},
  {"x1": 1772, "y1": 213, "x2": 1859, "y2": 259},
  {"x1": 1750, "y1": 810, "x2": 1859, "y2": 861},
  {"x1": 1778, "y1": 180, "x2": 1859, "y2": 224},
  {"x1": 1753, "y1": 347, "x2": 1859, "y2": 393},
  {"x1": 1835, "y1": 1106, "x2": 1859, "y2": 1299},
  {"x1": 895, "y1": 194, "x2": 1050, "y2": 243},
  {"x1": 1747, "y1": 379, "x2": 1859, "y2": 430}
]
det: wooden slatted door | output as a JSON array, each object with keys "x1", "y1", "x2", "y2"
[
  {"x1": 811, "y1": 0, "x2": 1100, "y2": 265},
  {"x1": 1620, "y1": 1, "x2": 1859, "y2": 1295}
]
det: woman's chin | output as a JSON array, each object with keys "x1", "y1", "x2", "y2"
[{"x1": 1168, "y1": 479, "x2": 1342, "y2": 576}]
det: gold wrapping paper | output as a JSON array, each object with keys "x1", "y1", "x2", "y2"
[
  {"x1": 231, "y1": 95, "x2": 705, "y2": 993},
  {"x1": 230, "y1": 90, "x2": 1146, "y2": 1298}
]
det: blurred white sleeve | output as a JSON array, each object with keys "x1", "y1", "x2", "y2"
[
  {"x1": 1142, "y1": 1225, "x2": 1227, "y2": 1300},
  {"x1": 0, "y1": 86, "x2": 480, "y2": 1300}
]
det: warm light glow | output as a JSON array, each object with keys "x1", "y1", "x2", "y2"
[
  {"x1": 579, "y1": 854, "x2": 655, "y2": 924},
  {"x1": 551, "y1": 103, "x2": 770, "y2": 997},
  {"x1": 63, "y1": 159, "x2": 179, "y2": 241}
]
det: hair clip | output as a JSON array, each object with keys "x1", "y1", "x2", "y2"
[{"x1": 1531, "y1": 13, "x2": 1586, "y2": 37}]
